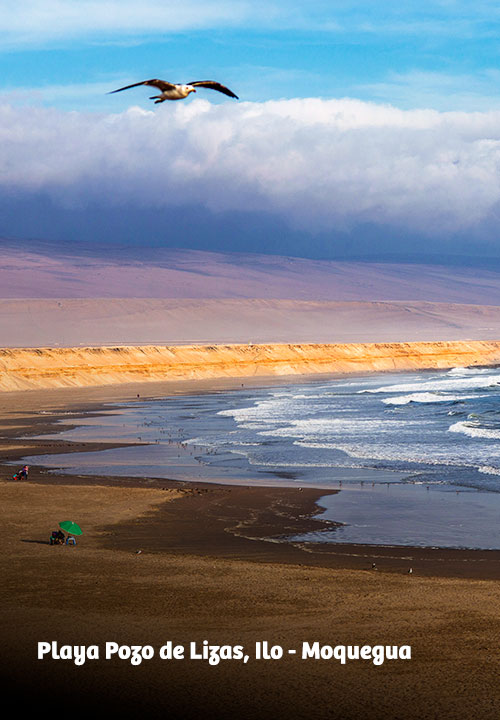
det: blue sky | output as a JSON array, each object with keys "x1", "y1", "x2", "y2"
[
  {"x1": 2, "y1": 1, "x2": 500, "y2": 263},
  {"x1": 3, "y1": 1, "x2": 500, "y2": 112}
]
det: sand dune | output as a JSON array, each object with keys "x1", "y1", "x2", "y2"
[
  {"x1": 4, "y1": 244, "x2": 500, "y2": 350},
  {"x1": 1, "y1": 340, "x2": 500, "y2": 392},
  {"x1": 3, "y1": 244, "x2": 500, "y2": 304},
  {"x1": 3, "y1": 246, "x2": 500, "y2": 391},
  {"x1": 3, "y1": 298, "x2": 500, "y2": 347}
]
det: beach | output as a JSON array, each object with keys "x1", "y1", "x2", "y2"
[
  {"x1": 2, "y1": 380, "x2": 500, "y2": 719},
  {"x1": 7, "y1": 7, "x2": 500, "y2": 715}
]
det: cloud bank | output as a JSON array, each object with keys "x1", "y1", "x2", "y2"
[{"x1": 2, "y1": 97, "x2": 500, "y2": 249}]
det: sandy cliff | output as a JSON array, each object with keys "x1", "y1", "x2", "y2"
[{"x1": 1, "y1": 340, "x2": 500, "y2": 392}]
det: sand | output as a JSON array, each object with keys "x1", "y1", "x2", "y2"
[
  {"x1": 4, "y1": 298, "x2": 500, "y2": 348},
  {"x1": 2, "y1": 339, "x2": 500, "y2": 391},
  {"x1": 4, "y1": 245, "x2": 500, "y2": 305},
  {"x1": 2, "y1": 381, "x2": 500, "y2": 719}
]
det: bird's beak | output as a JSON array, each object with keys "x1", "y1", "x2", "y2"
[{"x1": 192, "y1": 88, "x2": 197, "y2": 92}]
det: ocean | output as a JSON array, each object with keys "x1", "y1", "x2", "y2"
[{"x1": 24, "y1": 366, "x2": 500, "y2": 549}]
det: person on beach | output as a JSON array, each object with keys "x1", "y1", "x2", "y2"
[
  {"x1": 49, "y1": 529, "x2": 65, "y2": 545},
  {"x1": 13, "y1": 465, "x2": 29, "y2": 480}
]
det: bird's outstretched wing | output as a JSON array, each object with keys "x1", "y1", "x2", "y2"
[
  {"x1": 188, "y1": 81, "x2": 238, "y2": 99},
  {"x1": 108, "y1": 79, "x2": 177, "y2": 94}
]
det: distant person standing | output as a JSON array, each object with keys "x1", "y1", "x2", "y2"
[{"x1": 13, "y1": 465, "x2": 29, "y2": 480}]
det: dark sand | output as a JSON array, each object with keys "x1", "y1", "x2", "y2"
[{"x1": 2, "y1": 380, "x2": 500, "y2": 719}]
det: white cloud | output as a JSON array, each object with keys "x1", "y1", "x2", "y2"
[
  {"x1": 2, "y1": 97, "x2": 500, "y2": 239},
  {"x1": 2, "y1": 1, "x2": 498, "y2": 48},
  {"x1": 0, "y1": 0, "x2": 256, "y2": 46}
]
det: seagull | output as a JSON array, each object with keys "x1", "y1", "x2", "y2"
[{"x1": 109, "y1": 78, "x2": 238, "y2": 103}]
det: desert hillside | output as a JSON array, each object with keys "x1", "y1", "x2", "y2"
[
  {"x1": 1, "y1": 340, "x2": 500, "y2": 392},
  {"x1": 4, "y1": 244, "x2": 500, "y2": 348},
  {"x1": 3, "y1": 244, "x2": 500, "y2": 304},
  {"x1": 3, "y1": 298, "x2": 500, "y2": 347}
]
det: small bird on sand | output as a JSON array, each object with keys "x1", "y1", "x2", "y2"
[
  {"x1": 408, "y1": 567, "x2": 413, "y2": 574},
  {"x1": 109, "y1": 78, "x2": 238, "y2": 103}
]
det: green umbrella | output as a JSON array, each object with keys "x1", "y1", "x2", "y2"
[{"x1": 58, "y1": 521, "x2": 83, "y2": 536}]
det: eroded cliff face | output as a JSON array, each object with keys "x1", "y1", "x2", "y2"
[{"x1": 1, "y1": 341, "x2": 500, "y2": 392}]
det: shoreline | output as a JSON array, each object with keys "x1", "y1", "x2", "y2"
[
  {"x1": 3, "y1": 376, "x2": 500, "y2": 579},
  {"x1": 5, "y1": 377, "x2": 500, "y2": 718}
]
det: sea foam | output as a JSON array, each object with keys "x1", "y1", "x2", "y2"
[
  {"x1": 448, "y1": 421, "x2": 500, "y2": 440},
  {"x1": 382, "y1": 392, "x2": 484, "y2": 405},
  {"x1": 364, "y1": 375, "x2": 500, "y2": 395}
]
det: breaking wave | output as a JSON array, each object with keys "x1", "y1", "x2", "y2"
[
  {"x1": 448, "y1": 420, "x2": 500, "y2": 440},
  {"x1": 382, "y1": 392, "x2": 485, "y2": 405}
]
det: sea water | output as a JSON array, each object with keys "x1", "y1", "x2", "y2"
[{"x1": 24, "y1": 366, "x2": 500, "y2": 549}]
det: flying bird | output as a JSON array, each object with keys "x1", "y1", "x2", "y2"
[{"x1": 109, "y1": 78, "x2": 238, "y2": 103}]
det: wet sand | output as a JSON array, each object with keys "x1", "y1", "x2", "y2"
[{"x1": 2, "y1": 381, "x2": 500, "y2": 719}]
